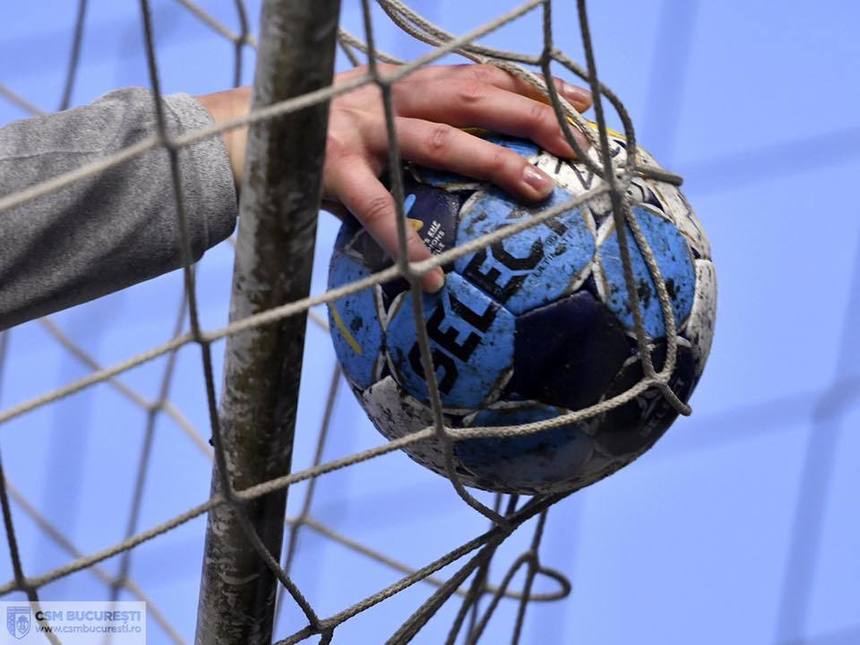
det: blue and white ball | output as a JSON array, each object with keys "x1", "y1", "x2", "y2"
[{"x1": 327, "y1": 129, "x2": 716, "y2": 495}]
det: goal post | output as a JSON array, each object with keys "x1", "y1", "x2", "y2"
[{"x1": 194, "y1": 1, "x2": 341, "y2": 642}]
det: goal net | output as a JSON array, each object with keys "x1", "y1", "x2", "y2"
[{"x1": 0, "y1": 1, "x2": 695, "y2": 642}]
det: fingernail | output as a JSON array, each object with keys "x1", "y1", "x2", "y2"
[
  {"x1": 522, "y1": 165, "x2": 553, "y2": 197},
  {"x1": 423, "y1": 268, "x2": 445, "y2": 294},
  {"x1": 562, "y1": 82, "x2": 591, "y2": 105}
]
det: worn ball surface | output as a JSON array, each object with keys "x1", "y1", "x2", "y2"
[{"x1": 327, "y1": 130, "x2": 716, "y2": 495}]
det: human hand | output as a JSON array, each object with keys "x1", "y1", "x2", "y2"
[{"x1": 197, "y1": 63, "x2": 592, "y2": 292}]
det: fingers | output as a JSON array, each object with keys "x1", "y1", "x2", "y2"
[
  {"x1": 522, "y1": 75, "x2": 593, "y2": 112},
  {"x1": 482, "y1": 66, "x2": 593, "y2": 112},
  {"x1": 392, "y1": 82, "x2": 589, "y2": 160},
  {"x1": 323, "y1": 62, "x2": 594, "y2": 296},
  {"x1": 408, "y1": 63, "x2": 592, "y2": 112},
  {"x1": 392, "y1": 118, "x2": 555, "y2": 202},
  {"x1": 326, "y1": 157, "x2": 445, "y2": 293}
]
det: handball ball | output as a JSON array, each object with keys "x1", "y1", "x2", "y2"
[{"x1": 326, "y1": 128, "x2": 716, "y2": 495}]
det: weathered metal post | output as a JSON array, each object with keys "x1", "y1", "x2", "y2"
[{"x1": 195, "y1": 1, "x2": 340, "y2": 642}]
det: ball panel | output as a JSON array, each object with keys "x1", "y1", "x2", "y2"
[
  {"x1": 458, "y1": 403, "x2": 594, "y2": 494},
  {"x1": 534, "y1": 149, "x2": 599, "y2": 195},
  {"x1": 597, "y1": 205, "x2": 696, "y2": 338},
  {"x1": 326, "y1": 251, "x2": 385, "y2": 390},
  {"x1": 652, "y1": 182, "x2": 711, "y2": 259},
  {"x1": 339, "y1": 226, "x2": 389, "y2": 272},
  {"x1": 333, "y1": 212, "x2": 362, "y2": 251},
  {"x1": 454, "y1": 186, "x2": 596, "y2": 314},
  {"x1": 401, "y1": 172, "x2": 462, "y2": 257},
  {"x1": 507, "y1": 290, "x2": 629, "y2": 411},
  {"x1": 385, "y1": 271, "x2": 515, "y2": 409},
  {"x1": 594, "y1": 343, "x2": 697, "y2": 458},
  {"x1": 580, "y1": 178, "x2": 667, "y2": 229},
  {"x1": 481, "y1": 132, "x2": 541, "y2": 159},
  {"x1": 407, "y1": 164, "x2": 482, "y2": 192},
  {"x1": 683, "y1": 259, "x2": 717, "y2": 375},
  {"x1": 537, "y1": 122, "x2": 663, "y2": 198},
  {"x1": 359, "y1": 375, "x2": 463, "y2": 478}
]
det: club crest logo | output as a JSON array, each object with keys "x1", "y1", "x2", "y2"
[{"x1": 6, "y1": 606, "x2": 31, "y2": 639}]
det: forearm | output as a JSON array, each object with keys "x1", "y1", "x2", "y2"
[{"x1": 0, "y1": 88, "x2": 237, "y2": 330}]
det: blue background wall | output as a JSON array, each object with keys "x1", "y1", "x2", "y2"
[{"x1": 0, "y1": 1, "x2": 858, "y2": 643}]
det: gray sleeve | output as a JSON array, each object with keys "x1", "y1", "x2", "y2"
[{"x1": 0, "y1": 87, "x2": 238, "y2": 331}]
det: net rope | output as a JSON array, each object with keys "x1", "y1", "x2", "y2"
[{"x1": 0, "y1": 0, "x2": 695, "y2": 641}]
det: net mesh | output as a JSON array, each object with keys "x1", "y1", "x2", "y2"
[{"x1": 0, "y1": 0, "x2": 701, "y2": 642}]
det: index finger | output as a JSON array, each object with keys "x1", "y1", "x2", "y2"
[{"x1": 326, "y1": 157, "x2": 445, "y2": 293}]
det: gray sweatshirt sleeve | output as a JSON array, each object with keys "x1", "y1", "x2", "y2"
[{"x1": 0, "y1": 87, "x2": 238, "y2": 330}]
